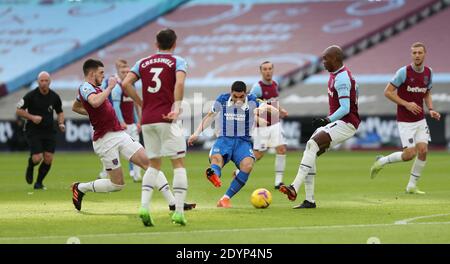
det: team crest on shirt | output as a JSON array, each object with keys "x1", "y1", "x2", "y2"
[
  {"x1": 112, "y1": 159, "x2": 119, "y2": 165},
  {"x1": 48, "y1": 105, "x2": 53, "y2": 112},
  {"x1": 424, "y1": 76, "x2": 429, "y2": 86},
  {"x1": 410, "y1": 78, "x2": 415, "y2": 82}
]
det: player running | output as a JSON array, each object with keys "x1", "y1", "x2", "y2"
[
  {"x1": 70, "y1": 59, "x2": 157, "y2": 213},
  {"x1": 122, "y1": 28, "x2": 190, "y2": 226},
  {"x1": 370, "y1": 42, "x2": 441, "y2": 194},
  {"x1": 188, "y1": 81, "x2": 279, "y2": 208},
  {"x1": 279, "y1": 45, "x2": 360, "y2": 209}
]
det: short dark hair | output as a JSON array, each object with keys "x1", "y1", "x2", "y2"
[
  {"x1": 157, "y1": 28, "x2": 177, "y2": 50},
  {"x1": 83, "y1": 59, "x2": 104, "y2": 76},
  {"x1": 231, "y1": 81, "x2": 246, "y2": 93}
]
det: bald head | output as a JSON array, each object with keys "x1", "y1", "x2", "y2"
[
  {"x1": 38, "y1": 71, "x2": 50, "y2": 79},
  {"x1": 37, "y1": 71, "x2": 51, "y2": 94},
  {"x1": 322, "y1": 45, "x2": 344, "y2": 72}
]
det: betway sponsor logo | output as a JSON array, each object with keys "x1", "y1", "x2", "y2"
[{"x1": 407, "y1": 86, "x2": 427, "y2": 93}]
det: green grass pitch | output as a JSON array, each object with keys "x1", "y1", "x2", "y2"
[{"x1": 0, "y1": 151, "x2": 449, "y2": 244}]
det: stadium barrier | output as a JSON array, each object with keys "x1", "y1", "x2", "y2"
[{"x1": 0, "y1": 115, "x2": 448, "y2": 151}]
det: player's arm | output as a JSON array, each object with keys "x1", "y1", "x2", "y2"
[
  {"x1": 87, "y1": 77, "x2": 116, "y2": 108},
  {"x1": 54, "y1": 94, "x2": 65, "y2": 132},
  {"x1": 423, "y1": 70, "x2": 440, "y2": 121},
  {"x1": 134, "y1": 103, "x2": 141, "y2": 132},
  {"x1": 188, "y1": 111, "x2": 218, "y2": 146},
  {"x1": 163, "y1": 64, "x2": 186, "y2": 121},
  {"x1": 255, "y1": 103, "x2": 280, "y2": 116},
  {"x1": 384, "y1": 83, "x2": 421, "y2": 115},
  {"x1": 72, "y1": 99, "x2": 88, "y2": 116},
  {"x1": 111, "y1": 85, "x2": 127, "y2": 129},
  {"x1": 313, "y1": 74, "x2": 351, "y2": 128},
  {"x1": 384, "y1": 67, "x2": 421, "y2": 115},
  {"x1": 122, "y1": 72, "x2": 142, "y2": 107},
  {"x1": 16, "y1": 94, "x2": 42, "y2": 124}
]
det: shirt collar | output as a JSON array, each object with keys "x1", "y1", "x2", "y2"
[
  {"x1": 227, "y1": 95, "x2": 249, "y2": 110},
  {"x1": 332, "y1": 65, "x2": 345, "y2": 75}
]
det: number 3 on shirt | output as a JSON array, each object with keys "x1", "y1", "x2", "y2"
[{"x1": 147, "y1": 68, "x2": 163, "y2": 93}]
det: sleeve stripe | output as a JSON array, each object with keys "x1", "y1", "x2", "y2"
[
  {"x1": 389, "y1": 82, "x2": 399, "y2": 88},
  {"x1": 85, "y1": 91, "x2": 96, "y2": 101},
  {"x1": 130, "y1": 71, "x2": 140, "y2": 79}
]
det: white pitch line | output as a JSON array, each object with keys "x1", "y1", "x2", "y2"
[
  {"x1": 1, "y1": 221, "x2": 450, "y2": 242},
  {"x1": 394, "y1": 213, "x2": 450, "y2": 225}
]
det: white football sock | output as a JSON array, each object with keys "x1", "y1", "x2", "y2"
[
  {"x1": 305, "y1": 163, "x2": 316, "y2": 203},
  {"x1": 173, "y1": 168, "x2": 188, "y2": 214},
  {"x1": 379, "y1": 152, "x2": 403, "y2": 166},
  {"x1": 292, "y1": 139, "x2": 319, "y2": 193},
  {"x1": 141, "y1": 167, "x2": 159, "y2": 210},
  {"x1": 275, "y1": 154, "x2": 286, "y2": 186},
  {"x1": 78, "y1": 179, "x2": 124, "y2": 193},
  {"x1": 156, "y1": 171, "x2": 176, "y2": 206},
  {"x1": 407, "y1": 158, "x2": 426, "y2": 189}
]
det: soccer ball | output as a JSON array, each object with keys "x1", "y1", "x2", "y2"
[{"x1": 250, "y1": 188, "x2": 272, "y2": 209}]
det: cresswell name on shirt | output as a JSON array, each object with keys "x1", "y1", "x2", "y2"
[
  {"x1": 141, "y1": 58, "x2": 174, "y2": 68},
  {"x1": 224, "y1": 112, "x2": 246, "y2": 122},
  {"x1": 406, "y1": 86, "x2": 428, "y2": 93}
]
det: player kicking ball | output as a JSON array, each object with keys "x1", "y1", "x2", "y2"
[{"x1": 188, "y1": 81, "x2": 279, "y2": 208}]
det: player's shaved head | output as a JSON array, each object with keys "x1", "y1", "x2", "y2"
[
  {"x1": 322, "y1": 45, "x2": 344, "y2": 72},
  {"x1": 324, "y1": 45, "x2": 344, "y2": 63}
]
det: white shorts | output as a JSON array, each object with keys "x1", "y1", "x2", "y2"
[
  {"x1": 142, "y1": 122, "x2": 186, "y2": 159},
  {"x1": 126, "y1": 123, "x2": 140, "y2": 142},
  {"x1": 397, "y1": 119, "x2": 430, "y2": 148},
  {"x1": 252, "y1": 122, "x2": 286, "y2": 151},
  {"x1": 93, "y1": 131, "x2": 143, "y2": 171},
  {"x1": 312, "y1": 120, "x2": 357, "y2": 149}
]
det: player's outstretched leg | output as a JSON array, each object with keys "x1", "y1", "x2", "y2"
[
  {"x1": 71, "y1": 182, "x2": 85, "y2": 211},
  {"x1": 279, "y1": 184, "x2": 297, "y2": 201},
  {"x1": 370, "y1": 155, "x2": 385, "y2": 179},
  {"x1": 370, "y1": 152, "x2": 404, "y2": 179},
  {"x1": 206, "y1": 166, "x2": 222, "y2": 187},
  {"x1": 71, "y1": 178, "x2": 125, "y2": 211}
]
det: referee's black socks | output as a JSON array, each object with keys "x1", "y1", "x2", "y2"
[{"x1": 36, "y1": 162, "x2": 51, "y2": 185}]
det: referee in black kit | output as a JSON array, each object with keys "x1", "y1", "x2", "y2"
[{"x1": 16, "y1": 71, "x2": 65, "y2": 190}]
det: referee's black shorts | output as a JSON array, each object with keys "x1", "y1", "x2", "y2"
[{"x1": 27, "y1": 133, "x2": 56, "y2": 155}]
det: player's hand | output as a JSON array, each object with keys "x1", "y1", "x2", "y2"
[
  {"x1": 120, "y1": 122, "x2": 127, "y2": 130},
  {"x1": 405, "y1": 102, "x2": 422, "y2": 115},
  {"x1": 107, "y1": 77, "x2": 117, "y2": 89},
  {"x1": 280, "y1": 108, "x2": 288, "y2": 118},
  {"x1": 58, "y1": 123, "x2": 65, "y2": 132},
  {"x1": 312, "y1": 117, "x2": 330, "y2": 129},
  {"x1": 32, "y1": 115, "x2": 42, "y2": 124},
  {"x1": 162, "y1": 111, "x2": 180, "y2": 121},
  {"x1": 136, "y1": 123, "x2": 142, "y2": 133},
  {"x1": 188, "y1": 134, "x2": 198, "y2": 146},
  {"x1": 430, "y1": 110, "x2": 441, "y2": 121}
]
